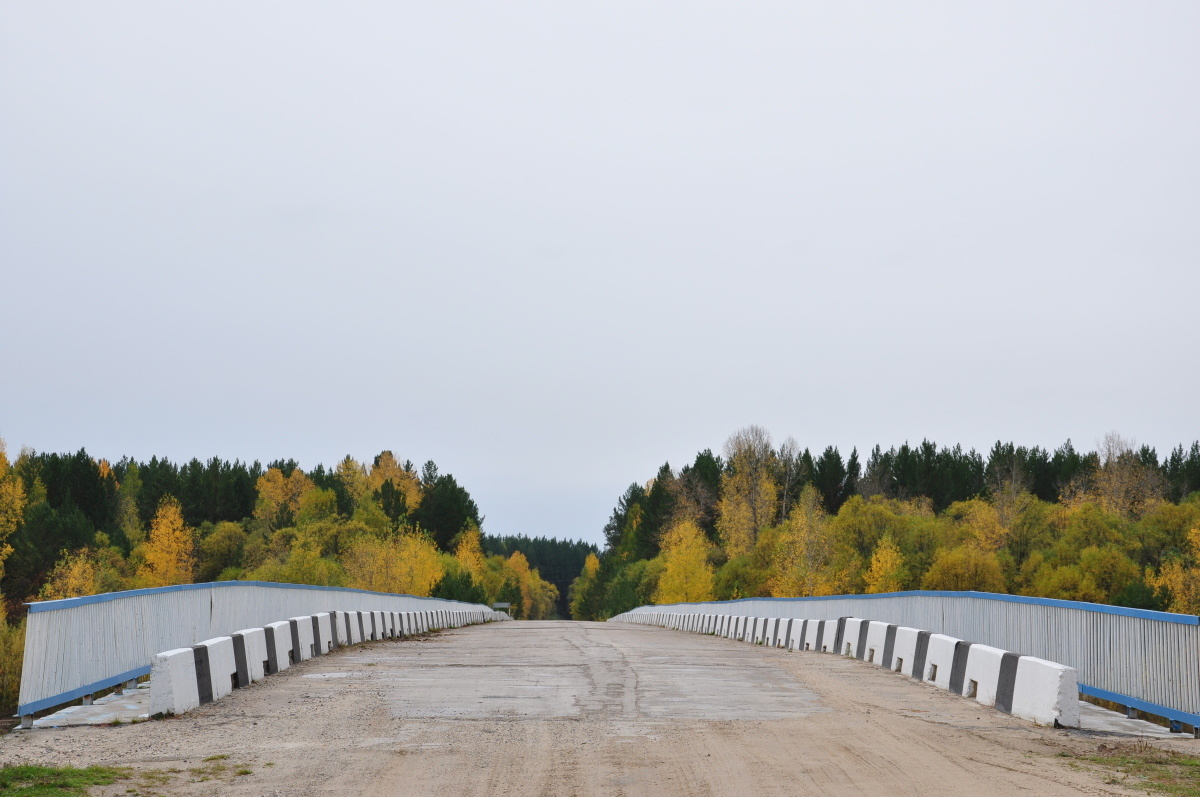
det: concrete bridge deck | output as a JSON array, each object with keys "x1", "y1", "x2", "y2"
[{"x1": 1, "y1": 621, "x2": 1183, "y2": 795}]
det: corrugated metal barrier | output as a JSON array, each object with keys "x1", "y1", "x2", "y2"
[
  {"x1": 18, "y1": 581, "x2": 492, "y2": 716},
  {"x1": 616, "y1": 591, "x2": 1200, "y2": 725}
]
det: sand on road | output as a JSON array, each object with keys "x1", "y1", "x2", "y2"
[{"x1": 0, "y1": 620, "x2": 1166, "y2": 796}]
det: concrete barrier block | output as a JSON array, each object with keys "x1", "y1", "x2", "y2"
[
  {"x1": 803, "y1": 619, "x2": 829, "y2": 652},
  {"x1": 889, "y1": 627, "x2": 923, "y2": 676},
  {"x1": 1005, "y1": 656, "x2": 1081, "y2": 727},
  {"x1": 194, "y1": 636, "x2": 237, "y2": 702},
  {"x1": 863, "y1": 621, "x2": 892, "y2": 667},
  {"x1": 232, "y1": 627, "x2": 268, "y2": 684},
  {"x1": 288, "y1": 616, "x2": 315, "y2": 661},
  {"x1": 328, "y1": 611, "x2": 343, "y2": 647},
  {"x1": 959, "y1": 644, "x2": 1007, "y2": 705},
  {"x1": 149, "y1": 648, "x2": 200, "y2": 716},
  {"x1": 348, "y1": 611, "x2": 363, "y2": 643},
  {"x1": 922, "y1": 633, "x2": 960, "y2": 688},
  {"x1": 788, "y1": 619, "x2": 808, "y2": 651},
  {"x1": 840, "y1": 618, "x2": 865, "y2": 657},
  {"x1": 750, "y1": 618, "x2": 764, "y2": 643},
  {"x1": 314, "y1": 613, "x2": 333, "y2": 654},
  {"x1": 265, "y1": 620, "x2": 293, "y2": 672}
]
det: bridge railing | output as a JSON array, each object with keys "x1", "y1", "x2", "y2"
[
  {"x1": 18, "y1": 581, "x2": 493, "y2": 717},
  {"x1": 614, "y1": 591, "x2": 1200, "y2": 725}
]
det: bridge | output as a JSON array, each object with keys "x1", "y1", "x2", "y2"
[{"x1": 4, "y1": 584, "x2": 1199, "y2": 795}]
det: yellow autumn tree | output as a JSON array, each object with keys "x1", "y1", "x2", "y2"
[
  {"x1": 254, "y1": 467, "x2": 315, "y2": 529},
  {"x1": 138, "y1": 496, "x2": 195, "y2": 587},
  {"x1": 946, "y1": 499, "x2": 1008, "y2": 551},
  {"x1": 767, "y1": 486, "x2": 847, "y2": 597},
  {"x1": 716, "y1": 427, "x2": 778, "y2": 558},
  {"x1": 921, "y1": 545, "x2": 1005, "y2": 593},
  {"x1": 454, "y1": 525, "x2": 487, "y2": 584},
  {"x1": 507, "y1": 551, "x2": 533, "y2": 617},
  {"x1": 569, "y1": 553, "x2": 601, "y2": 620},
  {"x1": 1149, "y1": 526, "x2": 1200, "y2": 614},
  {"x1": 0, "y1": 601, "x2": 24, "y2": 716},
  {"x1": 38, "y1": 546, "x2": 127, "y2": 600},
  {"x1": 335, "y1": 455, "x2": 370, "y2": 505},
  {"x1": 343, "y1": 532, "x2": 444, "y2": 596},
  {"x1": 863, "y1": 535, "x2": 906, "y2": 594},
  {"x1": 368, "y1": 451, "x2": 423, "y2": 512},
  {"x1": 0, "y1": 440, "x2": 26, "y2": 581},
  {"x1": 654, "y1": 520, "x2": 714, "y2": 604},
  {"x1": 40, "y1": 550, "x2": 99, "y2": 600}
]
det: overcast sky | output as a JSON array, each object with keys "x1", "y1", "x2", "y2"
[{"x1": 1, "y1": 2, "x2": 1197, "y2": 546}]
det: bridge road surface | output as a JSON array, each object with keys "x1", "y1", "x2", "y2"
[{"x1": 1, "y1": 621, "x2": 1148, "y2": 796}]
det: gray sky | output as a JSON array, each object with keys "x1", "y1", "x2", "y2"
[{"x1": 2, "y1": 2, "x2": 1197, "y2": 547}]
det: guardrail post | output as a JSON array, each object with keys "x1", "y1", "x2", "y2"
[{"x1": 19, "y1": 714, "x2": 32, "y2": 729}]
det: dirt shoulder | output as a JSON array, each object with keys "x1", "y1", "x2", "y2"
[{"x1": 2, "y1": 621, "x2": 1192, "y2": 796}]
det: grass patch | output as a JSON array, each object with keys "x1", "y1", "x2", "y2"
[
  {"x1": 1073, "y1": 740, "x2": 1200, "y2": 795},
  {"x1": 200, "y1": 755, "x2": 228, "y2": 762},
  {"x1": 0, "y1": 765, "x2": 126, "y2": 796}
]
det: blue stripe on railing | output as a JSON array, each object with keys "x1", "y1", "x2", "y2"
[
  {"x1": 1079, "y1": 685, "x2": 1200, "y2": 727},
  {"x1": 18, "y1": 666, "x2": 152, "y2": 717},
  {"x1": 639, "y1": 590, "x2": 1200, "y2": 625},
  {"x1": 25, "y1": 581, "x2": 491, "y2": 614}
]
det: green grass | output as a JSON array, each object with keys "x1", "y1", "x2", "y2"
[
  {"x1": 1072, "y1": 740, "x2": 1200, "y2": 795},
  {"x1": 0, "y1": 765, "x2": 126, "y2": 796}
]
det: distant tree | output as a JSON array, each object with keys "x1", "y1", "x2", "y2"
[
  {"x1": 812, "y1": 446, "x2": 850, "y2": 514},
  {"x1": 197, "y1": 521, "x2": 247, "y2": 582},
  {"x1": 343, "y1": 532, "x2": 443, "y2": 596},
  {"x1": 569, "y1": 553, "x2": 602, "y2": 620},
  {"x1": 863, "y1": 535, "x2": 906, "y2": 594},
  {"x1": 369, "y1": 452, "x2": 423, "y2": 516},
  {"x1": 432, "y1": 568, "x2": 487, "y2": 604},
  {"x1": 921, "y1": 545, "x2": 1004, "y2": 593},
  {"x1": 716, "y1": 426, "x2": 777, "y2": 558},
  {"x1": 254, "y1": 467, "x2": 314, "y2": 530},
  {"x1": 653, "y1": 521, "x2": 714, "y2": 604},
  {"x1": 139, "y1": 496, "x2": 195, "y2": 587},
  {"x1": 0, "y1": 442, "x2": 26, "y2": 582},
  {"x1": 413, "y1": 471, "x2": 480, "y2": 551}
]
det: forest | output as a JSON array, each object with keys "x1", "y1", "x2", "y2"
[
  {"x1": 568, "y1": 428, "x2": 1200, "y2": 623},
  {"x1": 0, "y1": 442, "x2": 596, "y2": 711}
]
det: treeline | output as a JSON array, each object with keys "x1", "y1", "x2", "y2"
[
  {"x1": 569, "y1": 428, "x2": 1200, "y2": 621},
  {"x1": 0, "y1": 443, "x2": 571, "y2": 622},
  {"x1": 483, "y1": 535, "x2": 598, "y2": 618}
]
